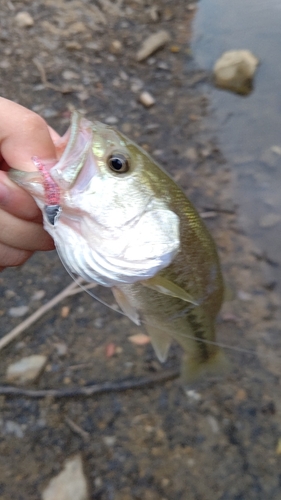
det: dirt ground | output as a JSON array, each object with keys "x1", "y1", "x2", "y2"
[{"x1": 0, "y1": 1, "x2": 281, "y2": 499}]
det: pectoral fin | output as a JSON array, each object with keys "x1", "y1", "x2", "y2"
[
  {"x1": 141, "y1": 276, "x2": 198, "y2": 305},
  {"x1": 112, "y1": 287, "x2": 140, "y2": 325},
  {"x1": 145, "y1": 324, "x2": 171, "y2": 362}
]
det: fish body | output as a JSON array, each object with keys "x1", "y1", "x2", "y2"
[{"x1": 10, "y1": 112, "x2": 227, "y2": 381}]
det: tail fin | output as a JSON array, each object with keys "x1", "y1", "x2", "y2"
[{"x1": 181, "y1": 348, "x2": 230, "y2": 384}]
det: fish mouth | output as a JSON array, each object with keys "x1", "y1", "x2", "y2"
[{"x1": 50, "y1": 112, "x2": 97, "y2": 193}]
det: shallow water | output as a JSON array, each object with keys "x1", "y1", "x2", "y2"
[{"x1": 192, "y1": 0, "x2": 281, "y2": 290}]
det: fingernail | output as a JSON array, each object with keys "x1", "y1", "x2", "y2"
[{"x1": 0, "y1": 181, "x2": 10, "y2": 206}]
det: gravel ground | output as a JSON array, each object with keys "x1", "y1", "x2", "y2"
[{"x1": 0, "y1": 1, "x2": 280, "y2": 499}]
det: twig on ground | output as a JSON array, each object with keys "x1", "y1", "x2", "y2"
[
  {"x1": 33, "y1": 58, "x2": 74, "y2": 94},
  {"x1": 0, "y1": 369, "x2": 180, "y2": 398},
  {"x1": 65, "y1": 417, "x2": 90, "y2": 440},
  {"x1": 0, "y1": 280, "x2": 96, "y2": 352}
]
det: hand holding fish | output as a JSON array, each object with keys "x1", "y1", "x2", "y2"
[{"x1": 0, "y1": 98, "x2": 56, "y2": 271}]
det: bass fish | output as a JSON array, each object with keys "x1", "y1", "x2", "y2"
[{"x1": 10, "y1": 112, "x2": 227, "y2": 381}]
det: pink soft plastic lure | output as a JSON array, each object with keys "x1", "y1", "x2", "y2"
[{"x1": 31, "y1": 156, "x2": 61, "y2": 225}]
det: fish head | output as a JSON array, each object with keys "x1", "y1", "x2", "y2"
[{"x1": 10, "y1": 112, "x2": 180, "y2": 286}]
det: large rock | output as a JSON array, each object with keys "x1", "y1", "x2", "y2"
[
  {"x1": 6, "y1": 355, "x2": 47, "y2": 385},
  {"x1": 213, "y1": 50, "x2": 259, "y2": 95},
  {"x1": 42, "y1": 454, "x2": 89, "y2": 500}
]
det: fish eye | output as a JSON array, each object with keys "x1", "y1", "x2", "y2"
[{"x1": 107, "y1": 153, "x2": 130, "y2": 173}]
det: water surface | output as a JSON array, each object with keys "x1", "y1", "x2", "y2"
[{"x1": 192, "y1": 0, "x2": 281, "y2": 287}]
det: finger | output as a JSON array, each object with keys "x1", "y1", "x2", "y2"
[
  {"x1": 0, "y1": 98, "x2": 57, "y2": 172},
  {"x1": 0, "y1": 171, "x2": 42, "y2": 222},
  {"x1": 0, "y1": 209, "x2": 54, "y2": 251},
  {"x1": 0, "y1": 242, "x2": 32, "y2": 269}
]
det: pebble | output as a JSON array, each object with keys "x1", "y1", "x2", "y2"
[
  {"x1": 103, "y1": 436, "x2": 116, "y2": 446},
  {"x1": 139, "y1": 91, "x2": 155, "y2": 108},
  {"x1": 61, "y1": 306, "x2": 70, "y2": 318},
  {"x1": 5, "y1": 420, "x2": 25, "y2": 438},
  {"x1": 136, "y1": 30, "x2": 171, "y2": 62},
  {"x1": 259, "y1": 213, "x2": 281, "y2": 228},
  {"x1": 42, "y1": 454, "x2": 89, "y2": 500},
  {"x1": 31, "y1": 290, "x2": 46, "y2": 301},
  {"x1": 6, "y1": 355, "x2": 48, "y2": 385},
  {"x1": 128, "y1": 333, "x2": 151, "y2": 346},
  {"x1": 8, "y1": 305, "x2": 29, "y2": 318},
  {"x1": 183, "y1": 147, "x2": 198, "y2": 161},
  {"x1": 105, "y1": 116, "x2": 118, "y2": 124},
  {"x1": 93, "y1": 317, "x2": 104, "y2": 329},
  {"x1": 0, "y1": 419, "x2": 24, "y2": 439},
  {"x1": 185, "y1": 389, "x2": 201, "y2": 402},
  {"x1": 62, "y1": 70, "x2": 80, "y2": 81},
  {"x1": 15, "y1": 11, "x2": 34, "y2": 28},
  {"x1": 54, "y1": 343, "x2": 68, "y2": 357},
  {"x1": 5, "y1": 289, "x2": 16, "y2": 299},
  {"x1": 131, "y1": 78, "x2": 144, "y2": 93},
  {"x1": 213, "y1": 50, "x2": 259, "y2": 95},
  {"x1": 110, "y1": 40, "x2": 123, "y2": 54},
  {"x1": 206, "y1": 415, "x2": 220, "y2": 434},
  {"x1": 65, "y1": 41, "x2": 82, "y2": 51}
]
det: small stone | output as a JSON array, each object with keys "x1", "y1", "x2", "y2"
[
  {"x1": 4, "y1": 420, "x2": 24, "y2": 439},
  {"x1": 128, "y1": 333, "x2": 151, "y2": 346},
  {"x1": 185, "y1": 389, "x2": 201, "y2": 401},
  {"x1": 130, "y1": 78, "x2": 144, "y2": 93},
  {"x1": 259, "y1": 213, "x2": 281, "y2": 228},
  {"x1": 206, "y1": 415, "x2": 219, "y2": 434},
  {"x1": 213, "y1": 50, "x2": 259, "y2": 95},
  {"x1": 105, "y1": 116, "x2": 118, "y2": 124},
  {"x1": 110, "y1": 40, "x2": 122, "y2": 54},
  {"x1": 61, "y1": 306, "x2": 70, "y2": 318},
  {"x1": 4, "y1": 289, "x2": 16, "y2": 299},
  {"x1": 0, "y1": 60, "x2": 10, "y2": 69},
  {"x1": 93, "y1": 317, "x2": 104, "y2": 329},
  {"x1": 103, "y1": 436, "x2": 116, "y2": 446},
  {"x1": 62, "y1": 70, "x2": 80, "y2": 81},
  {"x1": 31, "y1": 290, "x2": 46, "y2": 301},
  {"x1": 54, "y1": 343, "x2": 68, "y2": 357},
  {"x1": 15, "y1": 11, "x2": 34, "y2": 28},
  {"x1": 170, "y1": 45, "x2": 180, "y2": 53},
  {"x1": 65, "y1": 41, "x2": 82, "y2": 51},
  {"x1": 139, "y1": 91, "x2": 155, "y2": 108},
  {"x1": 67, "y1": 21, "x2": 87, "y2": 35},
  {"x1": 148, "y1": 6, "x2": 160, "y2": 22},
  {"x1": 235, "y1": 388, "x2": 247, "y2": 401},
  {"x1": 6, "y1": 355, "x2": 47, "y2": 385},
  {"x1": 42, "y1": 454, "x2": 89, "y2": 500},
  {"x1": 183, "y1": 147, "x2": 198, "y2": 161},
  {"x1": 8, "y1": 305, "x2": 29, "y2": 317},
  {"x1": 136, "y1": 30, "x2": 171, "y2": 62}
]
